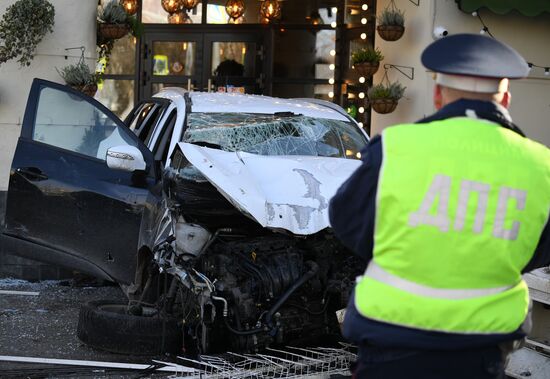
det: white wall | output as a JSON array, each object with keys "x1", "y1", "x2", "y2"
[
  {"x1": 370, "y1": 0, "x2": 550, "y2": 148},
  {"x1": 0, "y1": 0, "x2": 97, "y2": 190}
]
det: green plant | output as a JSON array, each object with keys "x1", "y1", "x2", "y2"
[
  {"x1": 99, "y1": 1, "x2": 129, "y2": 24},
  {"x1": 98, "y1": 0, "x2": 143, "y2": 36},
  {"x1": 57, "y1": 61, "x2": 98, "y2": 87},
  {"x1": 97, "y1": 1, "x2": 143, "y2": 66},
  {"x1": 0, "y1": 0, "x2": 55, "y2": 67},
  {"x1": 368, "y1": 82, "x2": 406, "y2": 101},
  {"x1": 377, "y1": 8, "x2": 405, "y2": 27},
  {"x1": 351, "y1": 47, "x2": 384, "y2": 65}
]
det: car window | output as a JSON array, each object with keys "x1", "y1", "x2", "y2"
[
  {"x1": 129, "y1": 102, "x2": 167, "y2": 144},
  {"x1": 154, "y1": 110, "x2": 177, "y2": 164},
  {"x1": 183, "y1": 113, "x2": 367, "y2": 159},
  {"x1": 32, "y1": 87, "x2": 137, "y2": 160}
]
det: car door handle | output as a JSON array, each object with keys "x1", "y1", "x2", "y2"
[{"x1": 16, "y1": 167, "x2": 48, "y2": 181}]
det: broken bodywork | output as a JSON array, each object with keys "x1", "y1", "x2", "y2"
[{"x1": 123, "y1": 112, "x2": 367, "y2": 354}]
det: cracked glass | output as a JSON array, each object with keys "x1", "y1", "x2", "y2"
[{"x1": 183, "y1": 113, "x2": 366, "y2": 158}]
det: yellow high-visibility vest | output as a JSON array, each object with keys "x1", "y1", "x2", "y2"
[{"x1": 355, "y1": 117, "x2": 550, "y2": 334}]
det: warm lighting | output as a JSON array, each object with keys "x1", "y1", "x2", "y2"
[
  {"x1": 329, "y1": 64, "x2": 335, "y2": 70},
  {"x1": 260, "y1": 0, "x2": 282, "y2": 21},
  {"x1": 182, "y1": 42, "x2": 188, "y2": 50},
  {"x1": 362, "y1": 4, "x2": 368, "y2": 11},
  {"x1": 361, "y1": 17, "x2": 367, "y2": 24},
  {"x1": 330, "y1": 21, "x2": 337, "y2": 28},
  {"x1": 120, "y1": 0, "x2": 138, "y2": 15},
  {"x1": 226, "y1": 0, "x2": 245, "y2": 20},
  {"x1": 167, "y1": 10, "x2": 192, "y2": 23},
  {"x1": 328, "y1": 78, "x2": 335, "y2": 84},
  {"x1": 359, "y1": 76, "x2": 365, "y2": 83},
  {"x1": 306, "y1": 11, "x2": 322, "y2": 25},
  {"x1": 161, "y1": 0, "x2": 182, "y2": 13},
  {"x1": 332, "y1": 6, "x2": 338, "y2": 13},
  {"x1": 329, "y1": 49, "x2": 336, "y2": 56},
  {"x1": 360, "y1": 32, "x2": 367, "y2": 40},
  {"x1": 359, "y1": 106, "x2": 365, "y2": 113},
  {"x1": 359, "y1": 92, "x2": 365, "y2": 99},
  {"x1": 358, "y1": 122, "x2": 364, "y2": 127},
  {"x1": 356, "y1": 152, "x2": 362, "y2": 159},
  {"x1": 328, "y1": 91, "x2": 334, "y2": 98},
  {"x1": 181, "y1": 0, "x2": 199, "y2": 10}
]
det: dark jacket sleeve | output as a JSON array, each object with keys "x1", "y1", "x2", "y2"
[
  {"x1": 328, "y1": 135, "x2": 382, "y2": 262},
  {"x1": 522, "y1": 219, "x2": 550, "y2": 273}
]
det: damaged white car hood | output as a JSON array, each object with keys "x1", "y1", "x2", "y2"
[{"x1": 178, "y1": 142, "x2": 362, "y2": 235}]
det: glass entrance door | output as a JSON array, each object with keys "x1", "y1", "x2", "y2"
[
  {"x1": 142, "y1": 32, "x2": 203, "y2": 97},
  {"x1": 141, "y1": 30, "x2": 264, "y2": 98}
]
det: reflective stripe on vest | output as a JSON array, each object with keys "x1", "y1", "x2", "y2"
[{"x1": 364, "y1": 261, "x2": 515, "y2": 300}]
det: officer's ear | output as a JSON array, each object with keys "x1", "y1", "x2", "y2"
[
  {"x1": 433, "y1": 85, "x2": 443, "y2": 110},
  {"x1": 499, "y1": 91, "x2": 511, "y2": 109}
]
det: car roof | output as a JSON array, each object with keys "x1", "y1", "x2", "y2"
[{"x1": 153, "y1": 88, "x2": 349, "y2": 121}]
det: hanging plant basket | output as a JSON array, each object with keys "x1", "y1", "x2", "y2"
[
  {"x1": 72, "y1": 84, "x2": 98, "y2": 98},
  {"x1": 354, "y1": 62, "x2": 380, "y2": 77},
  {"x1": 98, "y1": 23, "x2": 130, "y2": 40},
  {"x1": 377, "y1": 25, "x2": 405, "y2": 41},
  {"x1": 370, "y1": 99, "x2": 398, "y2": 114}
]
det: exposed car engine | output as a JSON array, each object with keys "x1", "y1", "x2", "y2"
[{"x1": 145, "y1": 168, "x2": 363, "y2": 354}]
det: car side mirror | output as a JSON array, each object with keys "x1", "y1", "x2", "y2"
[{"x1": 106, "y1": 145, "x2": 146, "y2": 172}]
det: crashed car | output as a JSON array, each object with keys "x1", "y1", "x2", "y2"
[{"x1": 2, "y1": 78, "x2": 368, "y2": 355}]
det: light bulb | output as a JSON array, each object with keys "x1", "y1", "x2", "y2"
[
  {"x1": 472, "y1": 11, "x2": 477, "y2": 17},
  {"x1": 358, "y1": 107, "x2": 365, "y2": 113},
  {"x1": 360, "y1": 33, "x2": 367, "y2": 40},
  {"x1": 359, "y1": 76, "x2": 365, "y2": 83},
  {"x1": 329, "y1": 64, "x2": 335, "y2": 70},
  {"x1": 362, "y1": 4, "x2": 368, "y2": 11},
  {"x1": 358, "y1": 92, "x2": 365, "y2": 99},
  {"x1": 329, "y1": 78, "x2": 335, "y2": 84},
  {"x1": 331, "y1": 21, "x2": 337, "y2": 28},
  {"x1": 328, "y1": 91, "x2": 334, "y2": 98},
  {"x1": 330, "y1": 49, "x2": 336, "y2": 56},
  {"x1": 358, "y1": 122, "x2": 364, "y2": 127},
  {"x1": 361, "y1": 18, "x2": 367, "y2": 25},
  {"x1": 332, "y1": 7, "x2": 338, "y2": 13}
]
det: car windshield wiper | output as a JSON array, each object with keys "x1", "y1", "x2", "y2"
[{"x1": 273, "y1": 112, "x2": 302, "y2": 118}]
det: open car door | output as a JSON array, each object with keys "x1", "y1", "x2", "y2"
[{"x1": 2, "y1": 79, "x2": 158, "y2": 284}]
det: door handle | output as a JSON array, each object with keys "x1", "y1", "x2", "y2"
[{"x1": 16, "y1": 167, "x2": 48, "y2": 181}]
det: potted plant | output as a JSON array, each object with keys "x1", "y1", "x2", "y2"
[
  {"x1": 351, "y1": 47, "x2": 384, "y2": 77},
  {"x1": 377, "y1": 7, "x2": 405, "y2": 41},
  {"x1": 0, "y1": 0, "x2": 55, "y2": 67},
  {"x1": 97, "y1": 1, "x2": 132, "y2": 41},
  {"x1": 57, "y1": 61, "x2": 99, "y2": 97},
  {"x1": 367, "y1": 81, "x2": 406, "y2": 114}
]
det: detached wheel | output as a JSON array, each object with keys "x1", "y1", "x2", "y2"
[{"x1": 77, "y1": 300, "x2": 182, "y2": 355}]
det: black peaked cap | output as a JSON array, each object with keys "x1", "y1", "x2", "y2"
[{"x1": 421, "y1": 34, "x2": 529, "y2": 79}]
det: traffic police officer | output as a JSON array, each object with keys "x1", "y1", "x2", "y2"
[{"x1": 329, "y1": 34, "x2": 550, "y2": 378}]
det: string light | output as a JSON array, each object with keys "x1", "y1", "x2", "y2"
[
  {"x1": 332, "y1": 7, "x2": 338, "y2": 13},
  {"x1": 328, "y1": 91, "x2": 334, "y2": 98},
  {"x1": 358, "y1": 92, "x2": 365, "y2": 99},
  {"x1": 362, "y1": 4, "x2": 368, "y2": 11},
  {"x1": 331, "y1": 21, "x2": 337, "y2": 28},
  {"x1": 475, "y1": 12, "x2": 549, "y2": 77},
  {"x1": 360, "y1": 33, "x2": 367, "y2": 40},
  {"x1": 329, "y1": 78, "x2": 335, "y2": 84},
  {"x1": 358, "y1": 122, "x2": 364, "y2": 127},
  {"x1": 358, "y1": 106, "x2": 365, "y2": 113},
  {"x1": 361, "y1": 18, "x2": 367, "y2": 24},
  {"x1": 330, "y1": 49, "x2": 336, "y2": 56},
  {"x1": 329, "y1": 64, "x2": 335, "y2": 70},
  {"x1": 359, "y1": 76, "x2": 365, "y2": 83}
]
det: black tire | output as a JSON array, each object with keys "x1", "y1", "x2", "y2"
[{"x1": 77, "y1": 300, "x2": 182, "y2": 355}]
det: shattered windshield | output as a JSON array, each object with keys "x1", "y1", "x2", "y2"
[{"x1": 183, "y1": 113, "x2": 367, "y2": 159}]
